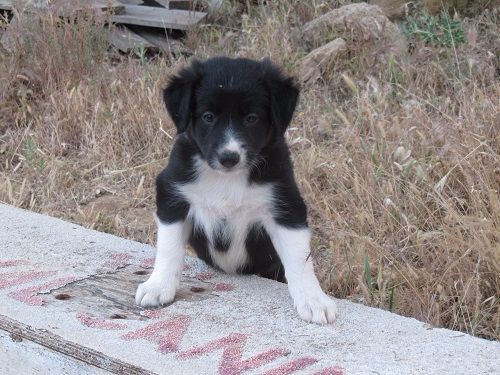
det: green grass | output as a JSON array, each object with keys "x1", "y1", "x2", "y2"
[{"x1": 401, "y1": 11, "x2": 466, "y2": 47}]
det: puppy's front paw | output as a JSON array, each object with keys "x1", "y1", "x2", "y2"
[
  {"x1": 292, "y1": 288, "x2": 337, "y2": 324},
  {"x1": 135, "y1": 275, "x2": 179, "y2": 307}
]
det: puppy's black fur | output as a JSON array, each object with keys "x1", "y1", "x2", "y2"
[{"x1": 157, "y1": 57, "x2": 305, "y2": 282}]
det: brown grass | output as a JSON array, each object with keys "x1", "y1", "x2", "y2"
[{"x1": 0, "y1": 2, "x2": 498, "y2": 339}]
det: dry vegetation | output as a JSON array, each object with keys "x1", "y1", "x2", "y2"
[{"x1": 0, "y1": 1, "x2": 498, "y2": 339}]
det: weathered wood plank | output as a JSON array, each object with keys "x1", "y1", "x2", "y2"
[
  {"x1": 133, "y1": 27, "x2": 192, "y2": 56},
  {"x1": 47, "y1": 0, "x2": 125, "y2": 16},
  {"x1": 112, "y1": 5, "x2": 205, "y2": 30},
  {"x1": 1, "y1": 331, "x2": 111, "y2": 375},
  {"x1": 0, "y1": 0, "x2": 126, "y2": 14},
  {"x1": 148, "y1": 0, "x2": 194, "y2": 10},
  {"x1": 168, "y1": 0, "x2": 194, "y2": 10},
  {"x1": 0, "y1": 0, "x2": 11, "y2": 11},
  {"x1": 48, "y1": 266, "x2": 214, "y2": 321},
  {"x1": 0, "y1": 315, "x2": 155, "y2": 375},
  {"x1": 118, "y1": 0, "x2": 143, "y2": 4},
  {"x1": 108, "y1": 25, "x2": 155, "y2": 53}
]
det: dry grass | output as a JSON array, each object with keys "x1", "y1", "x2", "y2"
[{"x1": 0, "y1": 1, "x2": 498, "y2": 339}]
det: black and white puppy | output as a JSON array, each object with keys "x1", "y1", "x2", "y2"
[{"x1": 135, "y1": 57, "x2": 336, "y2": 324}]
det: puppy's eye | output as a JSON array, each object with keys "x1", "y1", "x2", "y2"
[
  {"x1": 245, "y1": 114, "x2": 259, "y2": 125},
  {"x1": 202, "y1": 112, "x2": 215, "y2": 124}
]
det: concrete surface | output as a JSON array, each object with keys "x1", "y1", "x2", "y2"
[{"x1": 0, "y1": 203, "x2": 498, "y2": 374}]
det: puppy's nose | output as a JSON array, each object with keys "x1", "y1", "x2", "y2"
[{"x1": 218, "y1": 151, "x2": 240, "y2": 168}]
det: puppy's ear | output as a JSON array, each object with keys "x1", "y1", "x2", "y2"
[
  {"x1": 163, "y1": 60, "x2": 202, "y2": 134},
  {"x1": 261, "y1": 58, "x2": 300, "y2": 137}
]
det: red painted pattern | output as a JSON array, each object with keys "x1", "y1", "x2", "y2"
[
  {"x1": 195, "y1": 272, "x2": 214, "y2": 281},
  {"x1": 264, "y1": 357, "x2": 318, "y2": 375},
  {"x1": 98, "y1": 253, "x2": 132, "y2": 271},
  {"x1": 139, "y1": 257, "x2": 155, "y2": 268},
  {"x1": 122, "y1": 315, "x2": 191, "y2": 353},
  {"x1": 0, "y1": 259, "x2": 27, "y2": 267},
  {"x1": 213, "y1": 283, "x2": 235, "y2": 292},
  {"x1": 0, "y1": 271, "x2": 54, "y2": 289},
  {"x1": 8, "y1": 276, "x2": 77, "y2": 305},
  {"x1": 77, "y1": 313, "x2": 128, "y2": 330},
  {"x1": 139, "y1": 258, "x2": 191, "y2": 271},
  {"x1": 314, "y1": 366, "x2": 345, "y2": 375},
  {"x1": 141, "y1": 309, "x2": 165, "y2": 319},
  {"x1": 178, "y1": 333, "x2": 288, "y2": 375},
  {"x1": 77, "y1": 310, "x2": 342, "y2": 374}
]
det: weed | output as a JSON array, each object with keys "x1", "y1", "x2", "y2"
[{"x1": 401, "y1": 11, "x2": 466, "y2": 47}]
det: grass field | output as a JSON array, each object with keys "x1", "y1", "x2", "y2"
[{"x1": 0, "y1": 1, "x2": 498, "y2": 339}]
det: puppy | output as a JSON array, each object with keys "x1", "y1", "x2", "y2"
[{"x1": 135, "y1": 57, "x2": 336, "y2": 324}]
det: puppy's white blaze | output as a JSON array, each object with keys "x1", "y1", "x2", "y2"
[
  {"x1": 219, "y1": 131, "x2": 246, "y2": 166},
  {"x1": 179, "y1": 157, "x2": 273, "y2": 273}
]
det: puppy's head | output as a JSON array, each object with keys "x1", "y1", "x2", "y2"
[{"x1": 163, "y1": 57, "x2": 299, "y2": 172}]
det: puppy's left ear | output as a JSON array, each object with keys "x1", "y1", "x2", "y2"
[
  {"x1": 163, "y1": 60, "x2": 202, "y2": 134},
  {"x1": 261, "y1": 58, "x2": 300, "y2": 136}
]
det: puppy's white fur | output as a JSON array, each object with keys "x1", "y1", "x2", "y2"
[
  {"x1": 180, "y1": 157, "x2": 271, "y2": 273},
  {"x1": 136, "y1": 156, "x2": 336, "y2": 324},
  {"x1": 135, "y1": 221, "x2": 188, "y2": 307}
]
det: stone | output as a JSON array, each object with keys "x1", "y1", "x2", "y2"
[
  {"x1": 301, "y1": 3, "x2": 402, "y2": 49},
  {"x1": 299, "y1": 37, "x2": 347, "y2": 83}
]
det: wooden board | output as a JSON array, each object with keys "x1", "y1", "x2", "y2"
[
  {"x1": 108, "y1": 25, "x2": 156, "y2": 53},
  {"x1": 0, "y1": 0, "x2": 125, "y2": 14},
  {"x1": 0, "y1": 0, "x2": 11, "y2": 11},
  {"x1": 47, "y1": 0, "x2": 125, "y2": 16},
  {"x1": 133, "y1": 27, "x2": 192, "y2": 56},
  {"x1": 168, "y1": 0, "x2": 194, "y2": 10},
  {"x1": 148, "y1": 0, "x2": 194, "y2": 10},
  {"x1": 112, "y1": 5, "x2": 205, "y2": 30},
  {"x1": 47, "y1": 265, "x2": 214, "y2": 322},
  {"x1": 117, "y1": 0, "x2": 144, "y2": 4},
  {"x1": 0, "y1": 315, "x2": 154, "y2": 375}
]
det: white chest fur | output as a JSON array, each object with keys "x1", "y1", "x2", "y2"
[{"x1": 177, "y1": 160, "x2": 273, "y2": 273}]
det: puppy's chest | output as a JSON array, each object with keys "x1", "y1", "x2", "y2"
[
  {"x1": 178, "y1": 169, "x2": 273, "y2": 273},
  {"x1": 179, "y1": 169, "x2": 272, "y2": 224}
]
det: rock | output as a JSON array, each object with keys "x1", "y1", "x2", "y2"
[
  {"x1": 301, "y1": 3, "x2": 401, "y2": 48},
  {"x1": 371, "y1": 0, "x2": 409, "y2": 20},
  {"x1": 299, "y1": 38, "x2": 347, "y2": 83}
]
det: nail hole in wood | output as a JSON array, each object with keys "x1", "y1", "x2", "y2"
[
  {"x1": 110, "y1": 314, "x2": 127, "y2": 319},
  {"x1": 190, "y1": 287, "x2": 205, "y2": 293},
  {"x1": 54, "y1": 293, "x2": 71, "y2": 300}
]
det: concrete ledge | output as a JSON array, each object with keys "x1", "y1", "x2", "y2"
[{"x1": 0, "y1": 204, "x2": 498, "y2": 374}]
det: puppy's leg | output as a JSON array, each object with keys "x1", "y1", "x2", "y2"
[
  {"x1": 135, "y1": 220, "x2": 188, "y2": 307},
  {"x1": 268, "y1": 224, "x2": 337, "y2": 324}
]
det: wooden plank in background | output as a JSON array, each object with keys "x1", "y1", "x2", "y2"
[
  {"x1": 168, "y1": 0, "x2": 194, "y2": 10},
  {"x1": 47, "y1": 0, "x2": 125, "y2": 16},
  {"x1": 133, "y1": 27, "x2": 192, "y2": 56},
  {"x1": 108, "y1": 25, "x2": 155, "y2": 53},
  {"x1": 112, "y1": 5, "x2": 205, "y2": 29},
  {"x1": 0, "y1": 0, "x2": 12, "y2": 11},
  {"x1": 0, "y1": 1, "x2": 126, "y2": 14},
  {"x1": 117, "y1": 0, "x2": 143, "y2": 4},
  {"x1": 149, "y1": 0, "x2": 194, "y2": 10}
]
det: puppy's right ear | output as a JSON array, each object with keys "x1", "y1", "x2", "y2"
[{"x1": 163, "y1": 60, "x2": 202, "y2": 134}]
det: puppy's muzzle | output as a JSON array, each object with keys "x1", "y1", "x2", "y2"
[{"x1": 218, "y1": 151, "x2": 240, "y2": 169}]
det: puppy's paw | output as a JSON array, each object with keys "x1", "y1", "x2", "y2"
[
  {"x1": 292, "y1": 289, "x2": 337, "y2": 324},
  {"x1": 135, "y1": 275, "x2": 179, "y2": 307}
]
